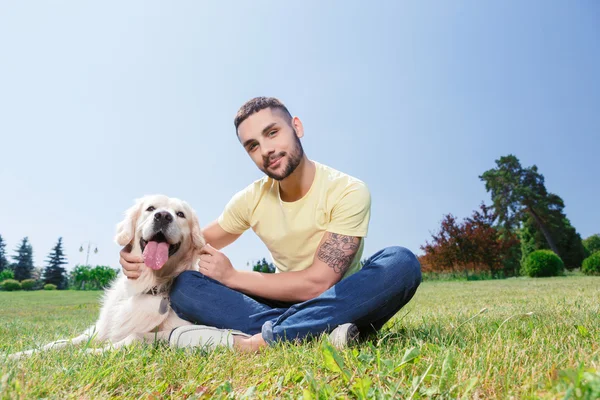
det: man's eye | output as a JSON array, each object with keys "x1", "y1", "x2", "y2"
[
  {"x1": 248, "y1": 144, "x2": 258, "y2": 152},
  {"x1": 268, "y1": 130, "x2": 277, "y2": 136},
  {"x1": 146, "y1": 206, "x2": 156, "y2": 212},
  {"x1": 176, "y1": 211, "x2": 185, "y2": 218}
]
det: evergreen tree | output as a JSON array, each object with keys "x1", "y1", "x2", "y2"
[
  {"x1": 252, "y1": 257, "x2": 276, "y2": 273},
  {"x1": 43, "y1": 237, "x2": 69, "y2": 289},
  {"x1": 480, "y1": 154, "x2": 570, "y2": 258},
  {"x1": 520, "y1": 213, "x2": 587, "y2": 269},
  {"x1": 12, "y1": 237, "x2": 34, "y2": 281},
  {"x1": 0, "y1": 234, "x2": 8, "y2": 272}
]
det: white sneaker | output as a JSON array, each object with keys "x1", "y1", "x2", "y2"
[
  {"x1": 169, "y1": 325, "x2": 251, "y2": 350},
  {"x1": 329, "y1": 323, "x2": 359, "y2": 349}
]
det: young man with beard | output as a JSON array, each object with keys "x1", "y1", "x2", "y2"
[{"x1": 120, "y1": 97, "x2": 422, "y2": 352}]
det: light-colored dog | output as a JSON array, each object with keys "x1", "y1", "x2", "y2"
[{"x1": 9, "y1": 194, "x2": 202, "y2": 360}]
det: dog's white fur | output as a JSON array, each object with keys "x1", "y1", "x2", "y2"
[{"x1": 9, "y1": 194, "x2": 202, "y2": 360}]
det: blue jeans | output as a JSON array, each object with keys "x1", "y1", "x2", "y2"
[{"x1": 170, "y1": 246, "x2": 422, "y2": 344}]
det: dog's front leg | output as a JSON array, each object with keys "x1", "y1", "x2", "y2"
[
  {"x1": 86, "y1": 331, "x2": 171, "y2": 355},
  {"x1": 8, "y1": 326, "x2": 97, "y2": 360},
  {"x1": 110, "y1": 294, "x2": 169, "y2": 342}
]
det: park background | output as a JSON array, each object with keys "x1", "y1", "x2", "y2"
[
  {"x1": 1, "y1": 3, "x2": 599, "y2": 398},
  {"x1": 1, "y1": 1, "x2": 598, "y2": 284}
]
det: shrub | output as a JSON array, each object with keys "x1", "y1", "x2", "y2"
[
  {"x1": 0, "y1": 269, "x2": 14, "y2": 281},
  {"x1": 70, "y1": 265, "x2": 118, "y2": 290},
  {"x1": 521, "y1": 250, "x2": 564, "y2": 277},
  {"x1": 583, "y1": 234, "x2": 600, "y2": 255},
  {"x1": 582, "y1": 252, "x2": 600, "y2": 276},
  {"x1": 1, "y1": 279, "x2": 22, "y2": 291},
  {"x1": 44, "y1": 283, "x2": 57, "y2": 290},
  {"x1": 20, "y1": 279, "x2": 37, "y2": 290},
  {"x1": 90, "y1": 265, "x2": 118, "y2": 289}
]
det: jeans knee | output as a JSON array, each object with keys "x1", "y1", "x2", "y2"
[
  {"x1": 170, "y1": 270, "x2": 203, "y2": 311},
  {"x1": 381, "y1": 246, "x2": 422, "y2": 287}
]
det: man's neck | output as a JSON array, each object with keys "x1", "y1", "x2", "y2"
[{"x1": 279, "y1": 157, "x2": 316, "y2": 202}]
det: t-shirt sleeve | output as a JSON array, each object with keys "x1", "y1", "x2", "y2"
[
  {"x1": 217, "y1": 185, "x2": 253, "y2": 234},
  {"x1": 327, "y1": 181, "x2": 371, "y2": 237}
]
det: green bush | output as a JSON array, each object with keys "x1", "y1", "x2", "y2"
[
  {"x1": 0, "y1": 269, "x2": 14, "y2": 281},
  {"x1": 583, "y1": 234, "x2": 600, "y2": 255},
  {"x1": 1, "y1": 279, "x2": 22, "y2": 291},
  {"x1": 20, "y1": 279, "x2": 37, "y2": 290},
  {"x1": 69, "y1": 265, "x2": 118, "y2": 290},
  {"x1": 44, "y1": 283, "x2": 57, "y2": 290},
  {"x1": 582, "y1": 252, "x2": 600, "y2": 276},
  {"x1": 521, "y1": 250, "x2": 564, "y2": 277}
]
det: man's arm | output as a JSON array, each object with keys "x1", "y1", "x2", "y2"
[
  {"x1": 202, "y1": 220, "x2": 242, "y2": 250},
  {"x1": 202, "y1": 231, "x2": 361, "y2": 302}
]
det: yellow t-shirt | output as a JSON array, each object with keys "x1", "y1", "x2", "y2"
[{"x1": 218, "y1": 161, "x2": 371, "y2": 278}]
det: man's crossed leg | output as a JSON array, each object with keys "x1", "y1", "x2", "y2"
[{"x1": 168, "y1": 246, "x2": 422, "y2": 352}]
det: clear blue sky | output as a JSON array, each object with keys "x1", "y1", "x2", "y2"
[{"x1": 1, "y1": 1, "x2": 598, "y2": 272}]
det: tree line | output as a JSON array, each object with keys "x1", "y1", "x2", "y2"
[
  {"x1": 0, "y1": 235, "x2": 277, "y2": 292},
  {"x1": 3, "y1": 154, "x2": 598, "y2": 289},
  {"x1": 0, "y1": 236, "x2": 118, "y2": 291},
  {"x1": 419, "y1": 154, "x2": 600, "y2": 278}
]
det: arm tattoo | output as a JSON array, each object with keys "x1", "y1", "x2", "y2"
[{"x1": 317, "y1": 233, "x2": 360, "y2": 274}]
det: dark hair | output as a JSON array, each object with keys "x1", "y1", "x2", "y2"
[{"x1": 234, "y1": 97, "x2": 293, "y2": 130}]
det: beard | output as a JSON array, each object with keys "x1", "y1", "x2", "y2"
[{"x1": 262, "y1": 132, "x2": 304, "y2": 181}]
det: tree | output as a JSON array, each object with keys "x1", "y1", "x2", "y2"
[
  {"x1": 89, "y1": 265, "x2": 118, "y2": 289},
  {"x1": 480, "y1": 154, "x2": 567, "y2": 258},
  {"x1": 420, "y1": 214, "x2": 465, "y2": 273},
  {"x1": 43, "y1": 237, "x2": 68, "y2": 289},
  {"x1": 70, "y1": 265, "x2": 92, "y2": 290},
  {"x1": 12, "y1": 237, "x2": 34, "y2": 281},
  {"x1": 420, "y1": 203, "x2": 520, "y2": 277},
  {"x1": 69, "y1": 264, "x2": 118, "y2": 290},
  {"x1": 583, "y1": 234, "x2": 600, "y2": 255},
  {"x1": 520, "y1": 213, "x2": 587, "y2": 269},
  {"x1": 252, "y1": 258, "x2": 276, "y2": 273},
  {"x1": 0, "y1": 269, "x2": 14, "y2": 281},
  {"x1": 463, "y1": 203, "x2": 520, "y2": 277},
  {"x1": 0, "y1": 234, "x2": 8, "y2": 272}
]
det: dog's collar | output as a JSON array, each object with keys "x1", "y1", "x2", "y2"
[
  {"x1": 146, "y1": 286, "x2": 168, "y2": 296},
  {"x1": 144, "y1": 285, "x2": 171, "y2": 315}
]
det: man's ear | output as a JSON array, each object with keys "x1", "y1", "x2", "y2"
[
  {"x1": 292, "y1": 116, "x2": 304, "y2": 139},
  {"x1": 114, "y1": 199, "x2": 143, "y2": 246}
]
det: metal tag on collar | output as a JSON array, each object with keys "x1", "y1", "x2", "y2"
[{"x1": 159, "y1": 297, "x2": 169, "y2": 314}]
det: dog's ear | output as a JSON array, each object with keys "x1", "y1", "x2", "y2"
[
  {"x1": 188, "y1": 207, "x2": 205, "y2": 251},
  {"x1": 115, "y1": 199, "x2": 143, "y2": 246}
]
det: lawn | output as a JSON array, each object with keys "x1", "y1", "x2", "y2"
[{"x1": 1, "y1": 276, "x2": 599, "y2": 399}]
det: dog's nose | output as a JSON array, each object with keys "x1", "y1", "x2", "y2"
[{"x1": 154, "y1": 211, "x2": 173, "y2": 224}]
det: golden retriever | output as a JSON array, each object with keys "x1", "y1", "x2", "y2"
[{"x1": 8, "y1": 194, "x2": 202, "y2": 360}]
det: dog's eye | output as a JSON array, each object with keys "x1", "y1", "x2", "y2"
[
  {"x1": 176, "y1": 211, "x2": 185, "y2": 218},
  {"x1": 146, "y1": 206, "x2": 156, "y2": 212}
]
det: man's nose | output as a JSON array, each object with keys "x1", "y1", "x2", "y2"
[
  {"x1": 261, "y1": 145, "x2": 275, "y2": 158},
  {"x1": 260, "y1": 141, "x2": 275, "y2": 158}
]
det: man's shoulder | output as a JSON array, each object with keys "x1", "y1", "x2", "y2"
[
  {"x1": 316, "y1": 161, "x2": 370, "y2": 194},
  {"x1": 240, "y1": 174, "x2": 276, "y2": 195}
]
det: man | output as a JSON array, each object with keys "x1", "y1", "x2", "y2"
[{"x1": 120, "y1": 97, "x2": 422, "y2": 352}]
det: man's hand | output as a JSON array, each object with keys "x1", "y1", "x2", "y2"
[
  {"x1": 199, "y1": 243, "x2": 237, "y2": 285},
  {"x1": 119, "y1": 245, "x2": 145, "y2": 279}
]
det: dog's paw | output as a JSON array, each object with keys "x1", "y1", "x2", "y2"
[
  {"x1": 85, "y1": 347, "x2": 109, "y2": 355},
  {"x1": 7, "y1": 349, "x2": 34, "y2": 361}
]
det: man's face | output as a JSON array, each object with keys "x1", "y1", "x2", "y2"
[{"x1": 237, "y1": 108, "x2": 304, "y2": 181}]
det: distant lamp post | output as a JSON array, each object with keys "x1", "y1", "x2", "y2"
[{"x1": 79, "y1": 241, "x2": 99, "y2": 266}]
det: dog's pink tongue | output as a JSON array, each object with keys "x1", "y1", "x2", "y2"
[{"x1": 143, "y1": 241, "x2": 169, "y2": 270}]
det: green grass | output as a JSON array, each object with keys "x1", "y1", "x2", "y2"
[{"x1": 1, "y1": 277, "x2": 599, "y2": 399}]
